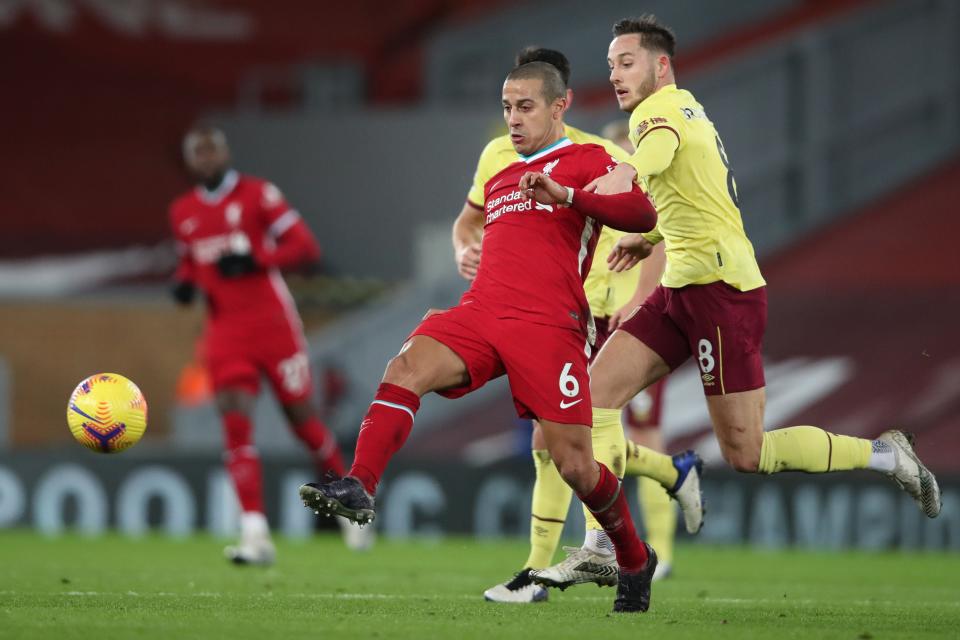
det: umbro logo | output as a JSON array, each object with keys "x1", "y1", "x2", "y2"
[{"x1": 560, "y1": 398, "x2": 582, "y2": 409}]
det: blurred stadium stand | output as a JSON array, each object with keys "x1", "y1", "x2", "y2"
[{"x1": 0, "y1": 0, "x2": 958, "y2": 545}]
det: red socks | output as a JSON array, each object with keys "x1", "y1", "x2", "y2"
[
  {"x1": 349, "y1": 383, "x2": 421, "y2": 494},
  {"x1": 293, "y1": 416, "x2": 346, "y2": 478},
  {"x1": 222, "y1": 411, "x2": 264, "y2": 513},
  {"x1": 579, "y1": 463, "x2": 649, "y2": 573}
]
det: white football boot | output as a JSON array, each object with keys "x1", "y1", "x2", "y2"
[
  {"x1": 529, "y1": 546, "x2": 619, "y2": 590},
  {"x1": 878, "y1": 430, "x2": 941, "y2": 518},
  {"x1": 483, "y1": 569, "x2": 548, "y2": 603},
  {"x1": 224, "y1": 535, "x2": 276, "y2": 566},
  {"x1": 225, "y1": 512, "x2": 276, "y2": 566},
  {"x1": 667, "y1": 450, "x2": 705, "y2": 534}
]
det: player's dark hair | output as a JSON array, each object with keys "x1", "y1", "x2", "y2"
[
  {"x1": 506, "y1": 62, "x2": 566, "y2": 104},
  {"x1": 612, "y1": 15, "x2": 676, "y2": 58},
  {"x1": 515, "y1": 47, "x2": 571, "y2": 87}
]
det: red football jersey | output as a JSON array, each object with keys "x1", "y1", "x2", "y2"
[
  {"x1": 169, "y1": 170, "x2": 305, "y2": 329},
  {"x1": 465, "y1": 139, "x2": 623, "y2": 333}
]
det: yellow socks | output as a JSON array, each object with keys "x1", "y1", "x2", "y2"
[
  {"x1": 618, "y1": 433, "x2": 678, "y2": 489},
  {"x1": 758, "y1": 426, "x2": 872, "y2": 474},
  {"x1": 639, "y1": 476, "x2": 676, "y2": 566},
  {"x1": 582, "y1": 408, "x2": 628, "y2": 532},
  {"x1": 525, "y1": 449, "x2": 572, "y2": 569}
]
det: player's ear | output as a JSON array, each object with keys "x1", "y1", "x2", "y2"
[
  {"x1": 657, "y1": 54, "x2": 670, "y2": 79},
  {"x1": 553, "y1": 97, "x2": 566, "y2": 120}
]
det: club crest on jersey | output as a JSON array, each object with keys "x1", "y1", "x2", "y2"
[
  {"x1": 225, "y1": 202, "x2": 243, "y2": 227},
  {"x1": 542, "y1": 159, "x2": 560, "y2": 176}
]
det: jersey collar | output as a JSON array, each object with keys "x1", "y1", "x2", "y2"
[
  {"x1": 195, "y1": 169, "x2": 239, "y2": 205},
  {"x1": 519, "y1": 137, "x2": 572, "y2": 164}
]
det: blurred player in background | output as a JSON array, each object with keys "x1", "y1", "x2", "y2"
[
  {"x1": 538, "y1": 15, "x2": 941, "y2": 589},
  {"x1": 302, "y1": 62, "x2": 666, "y2": 613},
  {"x1": 452, "y1": 48, "x2": 692, "y2": 603},
  {"x1": 169, "y1": 126, "x2": 371, "y2": 565}
]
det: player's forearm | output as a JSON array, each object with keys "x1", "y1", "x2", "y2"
[
  {"x1": 635, "y1": 241, "x2": 666, "y2": 300},
  {"x1": 452, "y1": 202, "x2": 484, "y2": 253},
  {"x1": 571, "y1": 189, "x2": 657, "y2": 233}
]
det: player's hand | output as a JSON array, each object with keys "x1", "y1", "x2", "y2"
[
  {"x1": 519, "y1": 171, "x2": 568, "y2": 205},
  {"x1": 217, "y1": 252, "x2": 258, "y2": 278},
  {"x1": 456, "y1": 243, "x2": 482, "y2": 281},
  {"x1": 608, "y1": 304, "x2": 637, "y2": 331},
  {"x1": 607, "y1": 234, "x2": 654, "y2": 272},
  {"x1": 587, "y1": 163, "x2": 637, "y2": 195},
  {"x1": 171, "y1": 280, "x2": 195, "y2": 305}
]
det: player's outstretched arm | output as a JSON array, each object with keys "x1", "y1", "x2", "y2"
[{"x1": 520, "y1": 171, "x2": 657, "y2": 232}]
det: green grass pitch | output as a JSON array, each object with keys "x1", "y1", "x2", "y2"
[{"x1": 1, "y1": 531, "x2": 957, "y2": 639}]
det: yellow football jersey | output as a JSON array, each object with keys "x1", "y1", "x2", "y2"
[
  {"x1": 466, "y1": 124, "x2": 641, "y2": 318},
  {"x1": 626, "y1": 84, "x2": 765, "y2": 292}
]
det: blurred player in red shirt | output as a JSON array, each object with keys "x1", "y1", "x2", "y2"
[
  {"x1": 300, "y1": 63, "x2": 669, "y2": 613},
  {"x1": 170, "y1": 126, "x2": 371, "y2": 564}
]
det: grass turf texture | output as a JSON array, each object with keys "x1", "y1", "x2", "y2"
[{"x1": 1, "y1": 532, "x2": 957, "y2": 639}]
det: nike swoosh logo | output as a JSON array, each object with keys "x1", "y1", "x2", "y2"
[{"x1": 559, "y1": 399, "x2": 582, "y2": 409}]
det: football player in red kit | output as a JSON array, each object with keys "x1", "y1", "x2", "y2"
[
  {"x1": 299, "y1": 63, "x2": 661, "y2": 613},
  {"x1": 170, "y1": 126, "x2": 371, "y2": 564}
]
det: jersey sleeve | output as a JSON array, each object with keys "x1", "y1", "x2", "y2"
[
  {"x1": 641, "y1": 224, "x2": 664, "y2": 246},
  {"x1": 466, "y1": 139, "x2": 501, "y2": 209},
  {"x1": 626, "y1": 127, "x2": 679, "y2": 179},
  {"x1": 257, "y1": 180, "x2": 301, "y2": 238},
  {"x1": 626, "y1": 107, "x2": 681, "y2": 179}
]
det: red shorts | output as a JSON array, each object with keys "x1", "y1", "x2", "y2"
[
  {"x1": 203, "y1": 320, "x2": 312, "y2": 405},
  {"x1": 619, "y1": 282, "x2": 767, "y2": 395},
  {"x1": 623, "y1": 378, "x2": 666, "y2": 428},
  {"x1": 410, "y1": 303, "x2": 592, "y2": 425}
]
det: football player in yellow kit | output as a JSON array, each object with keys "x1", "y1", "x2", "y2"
[
  {"x1": 452, "y1": 47, "x2": 702, "y2": 603},
  {"x1": 535, "y1": 15, "x2": 941, "y2": 589}
]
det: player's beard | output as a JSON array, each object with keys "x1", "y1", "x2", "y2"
[
  {"x1": 199, "y1": 169, "x2": 227, "y2": 192},
  {"x1": 620, "y1": 65, "x2": 659, "y2": 113},
  {"x1": 635, "y1": 66, "x2": 658, "y2": 105}
]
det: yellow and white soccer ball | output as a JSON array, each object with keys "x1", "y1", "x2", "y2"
[{"x1": 67, "y1": 373, "x2": 148, "y2": 453}]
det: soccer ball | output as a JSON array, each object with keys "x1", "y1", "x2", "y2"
[{"x1": 66, "y1": 373, "x2": 148, "y2": 453}]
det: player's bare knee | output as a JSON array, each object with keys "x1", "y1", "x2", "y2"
[
  {"x1": 383, "y1": 351, "x2": 423, "y2": 388},
  {"x1": 550, "y1": 450, "x2": 592, "y2": 492}
]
